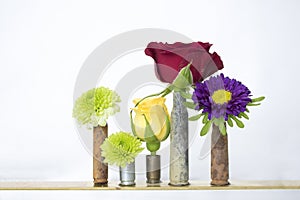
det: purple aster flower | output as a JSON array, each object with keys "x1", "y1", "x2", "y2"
[{"x1": 192, "y1": 73, "x2": 252, "y2": 121}]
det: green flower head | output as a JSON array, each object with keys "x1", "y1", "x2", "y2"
[
  {"x1": 72, "y1": 87, "x2": 121, "y2": 128},
  {"x1": 101, "y1": 132, "x2": 144, "y2": 167}
]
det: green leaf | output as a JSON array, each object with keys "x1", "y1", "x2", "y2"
[
  {"x1": 231, "y1": 115, "x2": 245, "y2": 128},
  {"x1": 219, "y1": 122, "x2": 227, "y2": 136},
  {"x1": 251, "y1": 96, "x2": 265, "y2": 103},
  {"x1": 212, "y1": 118, "x2": 226, "y2": 135},
  {"x1": 179, "y1": 90, "x2": 192, "y2": 99},
  {"x1": 247, "y1": 103, "x2": 261, "y2": 106},
  {"x1": 183, "y1": 101, "x2": 196, "y2": 109},
  {"x1": 238, "y1": 112, "x2": 249, "y2": 120},
  {"x1": 173, "y1": 87, "x2": 181, "y2": 92},
  {"x1": 245, "y1": 108, "x2": 250, "y2": 113},
  {"x1": 130, "y1": 111, "x2": 145, "y2": 142},
  {"x1": 227, "y1": 116, "x2": 233, "y2": 127},
  {"x1": 189, "y1": 113, "x2": 204, "y2": 121},
  {"x1": 200, "y1": 120, "x2": 212, "y2": 136},
  {"x1": 143, "y1": 115, "x2": 159, "y2": 143},
  {"x1": 213, "y1": 117, "x2": 225, "y2": 127},
  {"x1": 172, "y1": 63, "x2": 193, "y2": 89},
  {"x1": 182, "y1": 62, "x2": 193, "y2": 85},
  {"x1": 202, "y1": 113, "x2": 208, "y2": 124},
  {"x1": 160, "y1": 114, "x2": 171, "y2": 142}
]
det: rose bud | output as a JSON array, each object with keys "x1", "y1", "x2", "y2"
[{"x1": 131, "y1": 97, "x2": 170, "y2": 154}]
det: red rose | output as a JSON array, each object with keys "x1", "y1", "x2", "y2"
[{"x1": 145, "y1": 42, "x2": 224, "y2": 84}]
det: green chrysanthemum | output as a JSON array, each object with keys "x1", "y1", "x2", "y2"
[
  {"x1": 72, "y1": 87, "x2": 121, "y2": 128},
  {"x1": 101, "y1": 132, "x2": 144, "y2": 167}
]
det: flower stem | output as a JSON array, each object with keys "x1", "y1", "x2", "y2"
[
  {"x1": 161, "y1": 85, "x2": 173, "y2": 97},
  {"x1": 151, "y1": 151, "x2": 156, "y2": 156},
  {"x1": 134, "y1": 87, "x2": 172, "y2": 107}
]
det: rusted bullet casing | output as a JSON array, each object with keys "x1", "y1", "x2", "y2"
[
  {"x1": 93, "y1": 125, "x2": 108, "y2": 186},
  {"x1": 211, "y1": 124, "x2": 230, "y2": 186}
]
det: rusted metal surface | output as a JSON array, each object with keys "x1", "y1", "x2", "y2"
[
  {"x1": 93, "y1": 125, "x2": 108, "y2": 185},
  {"x1": 211, "y1": 124, "x2": 230, "y2": 186}
]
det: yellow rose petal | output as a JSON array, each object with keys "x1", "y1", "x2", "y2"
[
  {"x1": 131, "y1": 97, "x2": 170, "y2": 143},
  {"x1": 133, "y1": 112, "x2": 147, "y2": 140}
]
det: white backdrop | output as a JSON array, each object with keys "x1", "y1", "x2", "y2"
[{"x1": 1, "y1": 0, "x2": 300, "y2": 199}]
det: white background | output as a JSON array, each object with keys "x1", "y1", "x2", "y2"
[{"x1": 1, "y1": 0, "x2": 300, "y2": 199}]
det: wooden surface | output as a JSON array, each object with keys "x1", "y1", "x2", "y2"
[{"x1": 0, "y1": 181, "x2": 299, "y2": 190}]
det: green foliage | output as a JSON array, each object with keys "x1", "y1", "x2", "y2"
[
  {"x1": 130, "y1": 111, "x2": 143, "y2": 141},
  {"x1": 212, "y1": 118, "x2": 227, "y2": 136},
  {"x1": 227, "y1": 116, "x2": 233, "y2": 127},
  {"x1": 200, "y1": 120, "x2": 212, "y2": 136},
  {"x1": 143, "y1": 115, "x2": 159, "y2": 144},
  {"x1": 143, "y1": 115, "x2": 161, "y2": 153},
  {"x1": 251, "y1": 96, "x2": 265, "y2": 103},
  {"x1": 189, "y1": 113, "x2": 204, "y2": 121},
  {"x1": 238, "y1": 112, "x2": 249, "y2": 120},
  {"x1": 101, "y1": 132, "x2": 144, "y2": 167},
  {"x1": 160, "y1": 115, "x2": 171, "y2": 142},
  {"x1": 183, "y1": 101, "x2": 196, "y2": 109},
  {"x1": 247, "y1": 103, "x2": 261, "y2": 106},
  {"x1": 230, "y1": 115, "x2": 245, "y2": 128},
  {"x1": 202, "y1": 113, "x2": 208, "y2": 124},
  {"x1": 192, "y1": 96, "x2": 265, "y2": 136},
  {"x1": 219, "y1": 122, "x2": 227, "y2": 136},
  {"x1": 179, "y1": 90, "x2": 193, "y2": 99},
  {"x1": 172, "y1": 63, "x2": 193, "y2": 90}
]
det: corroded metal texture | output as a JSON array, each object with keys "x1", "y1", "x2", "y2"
[
  {"x1": 93, "y1": 125, "x2": 108, "y2": 186},
  {"x1": 146, "y1": 155, "x2": 161, "y2": 184},
  {"x1": 119, "y1": 161, "x2": 135, "y2": 186},
  {"x1": 169, "y1": 92, "x2": 189, "y2": 186},
  {"x1": 211, "y1": 124, "x2": 230, "y2": 186}
]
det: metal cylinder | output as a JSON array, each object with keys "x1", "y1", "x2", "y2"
[
  {"x1": 169, "y1": 92, "x2": 189, "y2": 186},
  {"x1": 211, "y1": 124, "x2": 230, "y2": 186},
  {"x1": 93, "y1": 125, "x2": 108, "y2": 186},
  {"x1": 146, "y1": 155, "x2": 161, "y2": 184},
  {"x1": 119, "y1": 161, "x2": 136, "y2": 186}
]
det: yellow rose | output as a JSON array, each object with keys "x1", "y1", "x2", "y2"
[{"x1": 131, "y1": 97, "x2": 170, "y2": 153}]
